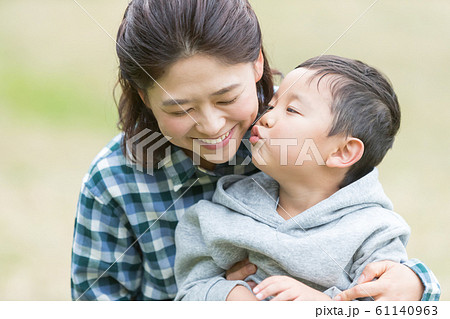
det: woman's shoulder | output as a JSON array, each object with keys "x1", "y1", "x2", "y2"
[
  {"x1": 90, "y1": 133, "x2": 125, "y2": 167},
  {"x1": 86, "y1": 133, "x2": 127, "y2": 177},
  {"x1": 81, "y1": 133, "x2": 146, "y2": 201}
]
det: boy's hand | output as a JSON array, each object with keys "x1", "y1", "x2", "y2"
[
  {"x1": 226, "y1": 258, "x2": 258, "y2": 289},
  {"x1": 226, "y1": 285, "x2": 258, "y2": 301},
  {"x1": 334, "y1": 261, "x2": 424, "y2": 301},
  {"x1": 253, "y1": 276, "x2": 332, "y2": 301}
]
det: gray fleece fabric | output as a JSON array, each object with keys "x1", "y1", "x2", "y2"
[{"x1": 174, "y1": 168, "x2": 410, "y2": 301}]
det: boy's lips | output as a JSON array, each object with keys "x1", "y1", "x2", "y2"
[{"x1": 250, "y1": 125, "x2": 263, "y2": 144}]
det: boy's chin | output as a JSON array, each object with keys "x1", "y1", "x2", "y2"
[
  {"x1": 253, "y1": 159, "x2": 308, "y2": 182},
  {"x1": 252, "y1": 159, "x2": 281, "y2": 179}
]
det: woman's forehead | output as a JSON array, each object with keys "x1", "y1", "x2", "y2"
[{"x1": 148, "y1": 54, "x2": 254, "y2": 97}]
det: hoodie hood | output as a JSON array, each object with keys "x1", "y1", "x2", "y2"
[{"x1": 212, "y1": 168, "x2": 393, "y2": 230}]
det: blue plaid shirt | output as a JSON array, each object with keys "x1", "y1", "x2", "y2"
[{"x1": 71, "y1": 133, "x2": 441, "y2": 300}]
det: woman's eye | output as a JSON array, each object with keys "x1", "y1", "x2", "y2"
[
  {"x1": 217, "y1": 97, "x2": 237, "y2": 105},
  {"x1": 266, "y1": 105, "x2": 274, "y2": 111},
  {"x1": 172, "y1": 108, "x2": 193, "y2": 116}
]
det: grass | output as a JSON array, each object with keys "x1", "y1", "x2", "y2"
[{"x1": 0, "y1": 0, "x2": 448, "y2": 300}]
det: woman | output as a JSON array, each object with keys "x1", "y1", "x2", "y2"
[{"x1": 71, "y1": 0, "x2": 440, "y2": 301}]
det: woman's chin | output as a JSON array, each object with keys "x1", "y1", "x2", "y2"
[{"x1": 196, "y1": 149, "x2": 237, "y2": 165}]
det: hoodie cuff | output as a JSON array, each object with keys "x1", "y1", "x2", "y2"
[
  {"x1": 206, "y1": 278, "x2": 252, "y2": 301},
  {"x1": 323, "y1": 286, "x2": 343, "y2": 299}
]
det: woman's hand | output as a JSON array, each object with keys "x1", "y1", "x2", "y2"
[
  {"x1": 253, "y1": 276, "x2": 332, "y2": 301},
  {"x1": 225, "y1": 258, "x2": 258, "y2": 289},
  {"x1": 334, "y1": 260, "x2": 424, "y2": 301}
]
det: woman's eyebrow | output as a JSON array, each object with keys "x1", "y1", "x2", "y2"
[
  {"x1": 210, "y1": 83, "x2": 241, "y2": 96},
  {"x1": 161, "y1": 98, "x2": 191, "y2": 107},
  {"x1": 161, "y1": 84, "x2": 241, "y2": 107}
]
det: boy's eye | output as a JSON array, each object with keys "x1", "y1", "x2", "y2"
[
  {"x1": 287, "y1": 106, "x2": 302, "y2": 115},
  {"x1": 217, "y1": 97, "x2": 237, "y2": 105}
]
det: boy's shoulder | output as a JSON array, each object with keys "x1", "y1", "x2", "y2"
[
  {"x1": 335, "y1": 205, "x2": 411, "y2": 250},
  {"x1": 346, "y1": 206, "x2": 410, "y2": 231}
]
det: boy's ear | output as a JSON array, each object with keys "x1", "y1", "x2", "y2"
[
  {"x1": 326, "y1": 137, "x2": 364, "y2": 168},
  {"x1": 253, "y1": 49, "x2": 264, "y2": 82}
]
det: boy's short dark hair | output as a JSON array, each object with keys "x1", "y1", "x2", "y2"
[{"x1": 297, "y1": 55, "x2": 401, "y2": 188}]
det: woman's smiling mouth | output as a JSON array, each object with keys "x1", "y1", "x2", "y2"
[
  {"x1": 198, "y1": 130, "x2": 231, "y2": 144},
  {"x1": 195, "y1": 126, "x2": 236, "y2": 149}
]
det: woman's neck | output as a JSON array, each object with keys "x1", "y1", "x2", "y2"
[{"x1": 182, "y1": 149, "x2": 216, "y2": 171}]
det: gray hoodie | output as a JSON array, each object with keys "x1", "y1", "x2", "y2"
[{"x1": 174, "y1": 168, "x2": 410, "y2": 301}]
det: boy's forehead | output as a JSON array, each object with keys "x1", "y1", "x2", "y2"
[
  {"x1": 279, "y1": 67, "x2": 332, "y2": 98},
  {"x1": 285, "y1": 68, "x2": 322, "y2": 89},
  {"x1": 285, "y1": 67, "x2": 310, "y2": 82}
]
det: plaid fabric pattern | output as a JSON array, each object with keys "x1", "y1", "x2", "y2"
[
  {"x1": 403, "y1": 259, "x2": 441, "y2": 301},
  {"x1": 71, "y1": 133, "x2": 441, "y2": 301},
  {"x1": 71, "y1": 132, "x2": 259, "y2": 300}
]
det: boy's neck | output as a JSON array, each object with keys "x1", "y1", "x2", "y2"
[{"x1": 275, "y1": 171, "x2": 342, "y2": 220}]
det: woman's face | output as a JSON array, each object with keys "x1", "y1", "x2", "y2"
[{"x1": 141, "y1": 54, "x2": 263, "y2": 166}]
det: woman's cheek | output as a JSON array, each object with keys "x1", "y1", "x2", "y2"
[
  {"x1": 235, "y1": 98, "x2": 259, "y2": 122},
  {"x1": 158, "y1": 116, "x2": 193, "y2": 139}
]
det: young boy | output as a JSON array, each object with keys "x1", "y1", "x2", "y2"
[{"x1": 174, "y1": 55, "x2": 410, "y2": 301}]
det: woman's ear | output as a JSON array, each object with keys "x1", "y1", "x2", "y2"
[
  {"x1": 326, "y1": 137, "x2": 364, "y2": 168},
  {"x1": 253, "y1": 49, "x2": 264, "y2": 82},
  {"x1": 137, "y1": 89, "x2": 149, "y2": 108}
]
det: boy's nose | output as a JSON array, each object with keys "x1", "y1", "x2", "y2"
[{"x1": 260, "y1": 112, "x2": 276, "y2": 128}]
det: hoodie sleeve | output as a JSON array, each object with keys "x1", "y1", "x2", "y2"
[
  {"x1": 342, "y1": 213, "x2": 410, "y2": 299},
  {"x1": 174, "y1": 205, "x2": 251, "y2": 301},
  {"x1": 322, "y1": 210, "x2": 410, "y2": 299},
  {"x1": 322, "y1": 238, "x2": 409, "y2": 299}
]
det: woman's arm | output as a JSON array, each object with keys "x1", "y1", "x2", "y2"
[
  {"x1": 71, "y1": 182, "x2": 142, "y2": 300},
  {"x1": 403, "y1": 259, "x2": 441, "y2": 301},
  {"x1": 334, "y1": 259, "x2": 441, "y2": 301}
]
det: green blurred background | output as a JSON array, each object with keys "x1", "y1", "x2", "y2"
[{"x1": 0, "y1": 0, "x2": 448, "y2": 300}]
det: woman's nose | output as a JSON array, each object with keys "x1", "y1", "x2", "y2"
[{"x1": 195, "y1": 108, "x2": 226, "y2": 136}]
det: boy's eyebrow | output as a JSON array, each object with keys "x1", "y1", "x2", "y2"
[
  {"x1": 271, "y1": 92, "x2": 279, "y2": 103},
  {"x1": 291, "y1": 92, "x2": 304, "y2": 102},
  {"x1": 290, "y1": 92, "x2": 309, "y2": 106},
  {"x1": 161, "y1": 84, "x2": 241, "y2": 107}
]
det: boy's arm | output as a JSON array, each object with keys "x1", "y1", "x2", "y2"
[
  {"x1": 334, "y1": 221, "x2": 411, "y2": 301},
  {"x1": 174, "y1": 206, "x2": 254, "y2": 301}
]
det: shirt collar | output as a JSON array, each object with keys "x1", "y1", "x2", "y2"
[{"x1": 161, "y1": 145, "x2": 197, "y2": 192}]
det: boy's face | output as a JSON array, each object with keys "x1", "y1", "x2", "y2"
[{"x1": 250, "y1": 67, "x2": 343, "y2": 176}]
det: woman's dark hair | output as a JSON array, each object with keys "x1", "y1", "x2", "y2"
[
  {"x1": 297, "y1": 55, "x2": 401, "y2": 188},
  {"x1": 115, "y1": 0, "x2": 274, "y2": 168}
]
